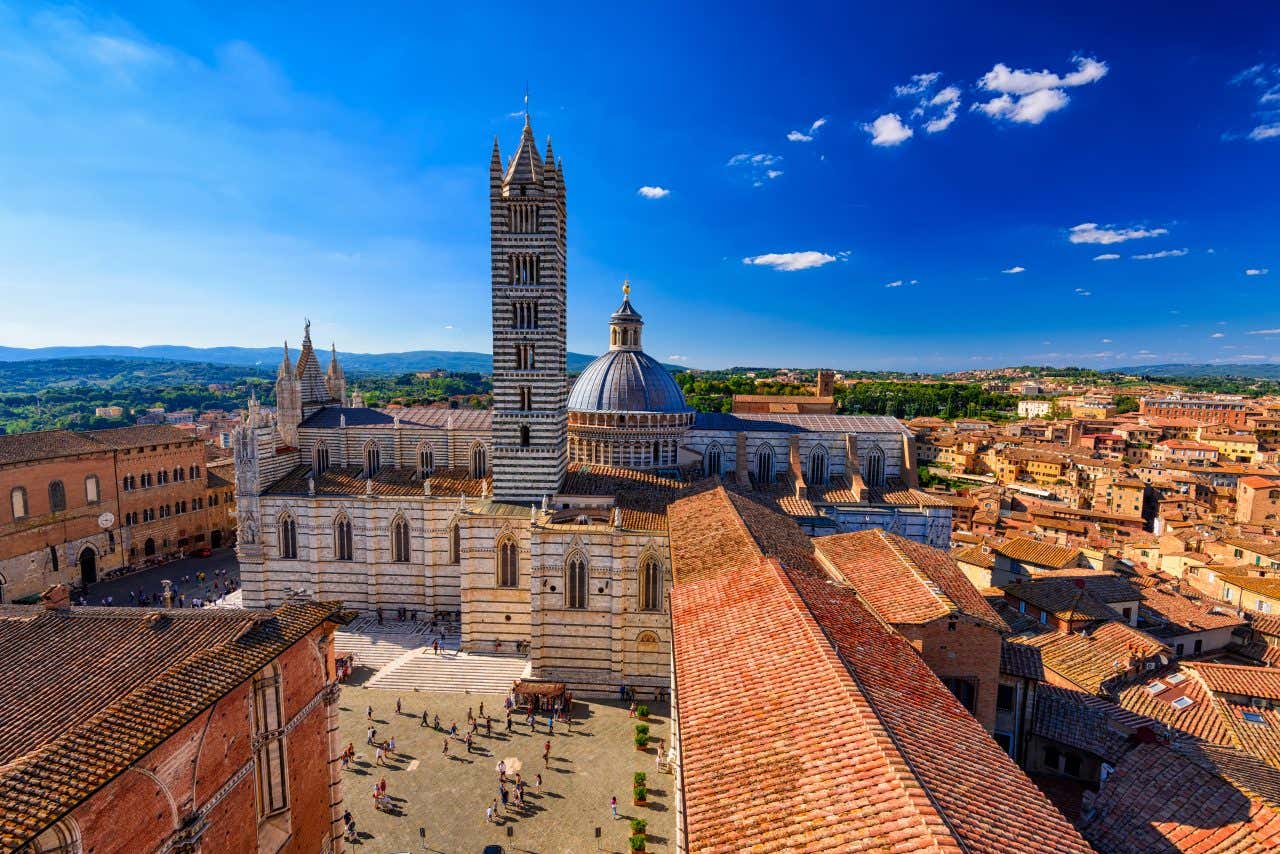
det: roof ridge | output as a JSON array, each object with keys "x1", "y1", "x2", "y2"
[
  {"x1": 878, "y1": 529, "x2": 958, "y2": 617},
  {"x1": 765, "y1": 557, "x2": 965, "y2": 852}
]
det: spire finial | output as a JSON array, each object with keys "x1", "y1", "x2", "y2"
[
  {"x1": 524, "y1": 82, "x2": 530, "y2": 126},
  {"x1": 622, "y1": 279, "x2": 631, "y2": 298}
]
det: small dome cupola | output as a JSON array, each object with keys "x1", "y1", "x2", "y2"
[{"x1": 609, "y1": 280, "x2": 644, "y2": 351}]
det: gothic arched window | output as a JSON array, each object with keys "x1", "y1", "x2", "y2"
[
  {"x1": 334, "y1": 515, "x2": 353, "y2": 561},
  {"x1": 496, "y1": 537, "x2": 518, "y2": 588},
  {"x1": 864, "y1": 445, "x2": 886, "y2": 488},
  {"x1": 520, "y1": 425, "x2": 531, "y2": 447},
  {"x1": 470, "y1": 443, "x2": 487, "y2": 479},
  {"x1": 364, "y1": 441, "x2": 381, "y2": 477},
  {"x1": 755, "y1": 445, "x2": 774, "y2": 485},
  {"x1": 278, "y1": 513, "x2": 297, "y2": 560},
  {"x1": 448, "y1": 523, "x2": 460, "y2": 564},
  {"x1": 704, "y1": 444, "x2": 723, "y2": 477},
  {"x1": 391, "y1": 516, "x2": 410, "y2": 563},
  {"x1": 417, "y1": 443, "x2": 434, "y2": 476},
  {"x1": 808, "y1": 445, "x2": 828, "y2": 485},
  {"x1": 48, "y1": 480, "x2": 66, "y2": 513},
  {"x1": 314, "y1": 442, "x2": 330, "y2": 475},
  {"x1": 565, "y1": 552, "x2": 588, "y2": 609},
  {"x1": 640, "y1": 555, "x2": 663, "y2": 612}
]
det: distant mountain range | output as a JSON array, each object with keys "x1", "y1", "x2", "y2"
[
  {"x1": 0, "y1": 345, "x2": 600, "y2": 375},
  {"x1": 1113, "y1": 363, "x2": 1280, "y2": 380}
]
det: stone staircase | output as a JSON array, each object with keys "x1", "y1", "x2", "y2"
[
  {"x1": 334, "y1": 630, "x2": 432, "y2": 673},
  {"x1": 367, "y1": 648, "x2": 531, "y2": 695}
]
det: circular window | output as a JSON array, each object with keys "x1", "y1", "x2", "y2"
[
  {"x1": 549, "y1": 585, "x2": 557, "y2": 593},
  {"x1": 504, "y1": 614, "x2": 511, "y2": 622}
]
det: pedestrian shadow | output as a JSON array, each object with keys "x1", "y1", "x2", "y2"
[{"x1": 447, "y1": 755, "x2": 476, "y2": 764}]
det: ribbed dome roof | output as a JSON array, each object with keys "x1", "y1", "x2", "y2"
[{"x1": 568, "y1": 350, "x2": 691, "y2": 414}]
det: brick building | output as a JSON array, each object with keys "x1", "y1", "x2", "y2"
[
  {"x1": 0, "y1": 589, "x2": 349, "y2": 853},
  {"x1": 0, "y1": 426, "x2": 237, "y2": 602},
  {"x1": 1236, "y1": 474, "x2": 1280, "y2": 526},
  {"x1": 1139, "y1": 395, "x2": 1249, "y2": 428}
]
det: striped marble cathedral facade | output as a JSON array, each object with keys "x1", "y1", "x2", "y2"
[{"x1": 233, "y1": 116, "x2": 950, "y2": 696}]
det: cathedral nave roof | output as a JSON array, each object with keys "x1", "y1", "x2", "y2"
[
  {"x1": 691, "y1": 412, "x2": 911, "y2": 435},
  {"x1": 300, "y1": 405, "x2": 493, "y2": 431},
  {"x1": 265, "y1": 464, "x2": 490, "y2": 498}
]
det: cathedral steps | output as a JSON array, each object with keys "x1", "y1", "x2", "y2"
[
  {"x1": 366, "y1": 648, "x2": 531, "y2": 695},
  {"x1": 334, "y1": 631, "x2": 432, "y2": 672}
]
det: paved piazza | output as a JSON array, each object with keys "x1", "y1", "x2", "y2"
[{"x1": 337, "y1": 685, "x2": 675, "y2": 853}]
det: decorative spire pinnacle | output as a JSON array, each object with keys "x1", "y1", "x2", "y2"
[
  {"x1": 623, "y1": 279, "x2": 631, "y2": 298},
  {"x1": 304, "y1": 318, "x2": 311, "y2": 341}
]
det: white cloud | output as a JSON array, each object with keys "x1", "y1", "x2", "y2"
[
  {"x1": 895, "y1": 72, "x2": 941, "y2": 96},
  {"x1": 973, "y1": 56, "x2": 1108, "y2": 125},
  {"x1": 1210, "y1": 332, "x2": 1225, "y2": 338},
  {"x1": 728, "y1": 153, "x2": 783, "y2": 186},
  {"x1": 884, "y1": 279, "x2": 904, "y2": 288},
  {"x1": 443, "y1": 324, "x2": 454, "y2": 330},
  {"x1": 1069, "y1": 222, "x2": 1169, "y2": 244},
  {"x1": 1093, "y1": 253, "x2": 1121, "y2": 261},
  {"x1": 1002, "y1": 265, "x2": 1026, "y2": 274},
  {"x1": 922, "y1": 86, "x2": 962, "y2": 133},
  {"x1": 1132, "y1": 248, "x2": 1188, "y2": 260},
  {"x1": 742, "y1": 251, "x2": 836, "y2": 272},
  {"x1": 1247, "y1": 329, "x2": 1280, "y2": 335},
  {"x1": 637, "y1": 186, "x2": 670, "y2": 199},
  {"x1": 787, "y1": 116, "x2": 827, "y2": 142},
  {"x1": 863, "y1": 113, "x2": 913, "y2": 146},
  {"x1": 1246, "y1": 268, "x2": 1270, "y2": 276},
  {"x1": 1101, "y1": 338, "x2": 1112, "y2": 343},
  {"x1": 1075, "y1": 288, "x2": 1092, "y2": 296},
  {"x1": 666, "y1": 355, "x2": 687, "y2": 362},
  {"x1": 727, "y1": 153, "x2": 780, "y2": 167},
  {"x1": 1229, "y1": 64, "x2": 1280, "y2": 142}
]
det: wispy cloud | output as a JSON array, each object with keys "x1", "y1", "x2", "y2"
[
  {"x1": 637, "y1": 186, "x2": 670, "y2": 199},
  {"x1": 1074, "y1": 288, "x2": 1092, "y2": 296},
  {"x1": 884, "y1": 279, "x2": 904, "y2": 288},
  {"x1": 1093, "y1": 253, "x2": 1121, "y2": 261},
  {"x1": 1210, "y1": 332, "x2": 1225, "y2": 338},
  {"x1": 727, "y1": 153, "x2": 783, "y2": 186},
  {"x1": 1247, "y1": 329, "x2": 1280, "y2": 335},
  {"x1": 895, "y1": 73, "x2": 941, "y2": 96},
  {"x1": 1246, "y1": 268, "x2": 1270, "y2": 276},
  {"x1": 742, "y1": 251, "x2": 836, "y2": 272},
  {"x1": 786, "y1": 116, "x2": 827, "y2": 142},
  {"x1": 1002, "y1": 265, "x2": 1026, "y2": 274},
  {"x1": 666, "y1": 354, "x2": 687, "y2": 362},
  {"x1": 973, "y1": 56, "x2": 1108, "y2": 124},
  {"x1": 863, "y1": 113, "x2": 913, "y2": 146},
  {"x1": 1228, "y1": 64, "x2": 1280, "y2": 142},
  {"x1": 1132, "y1": 248, "x2": 1188, "y2": 260},
  {"x1": 1069, "y1": 222, "x2": 1169, "y2": 245}
]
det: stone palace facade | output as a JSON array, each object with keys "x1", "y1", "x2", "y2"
[{"x1": 234, "y1": 116, "x2": 952, "y2": 694}]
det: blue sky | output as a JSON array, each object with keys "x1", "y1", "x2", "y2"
[{"x1": 0, "y1": 2, "x2": 1277, "y2": 371}]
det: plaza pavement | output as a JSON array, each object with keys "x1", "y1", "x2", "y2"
[{"x1": 337, "y1": 685, "x2": 675, "y2": 854}]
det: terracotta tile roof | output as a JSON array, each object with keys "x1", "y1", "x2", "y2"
[
  {"x1": 1116, "y1": 667, "x2": 1234, "y2": 747},
  {"x1": 1000, "y1": 577, "x2": 1128, "y2": 624},
  {"x1": 1001, "y1": 640, "x2": 1045, "y2": 679},
  {"x1": 1083, "y1": 740, "x2": 1280, "y2": 853},
  {"x1": 0, "y1": 601, "x2": 349, "y2": 848},
  {"x1": 1013, "y1": 622, "x2": 1169, "y2": 695},
  {"x1": 1194, "y1": 662, "x2": 1280, "y2": 702},
  {"x1": 996, "y1": 537, "x2": 1082, "y2": 569},
  {"x1": 1225, "y1": 574, "x2": 1280, "y2": 600},
  {"x1": 1248, "y1": 613, "x2": 1280, "y2": 638},
  {"x1": 815, "y1": 529, "x2": 1007, "y2": 629},
  {"x1": 0, "y1": 430, "x2": 107, "y2": 466},
  {"x1": 84, "y1": 424, "x2": 198, "y2": 448},
  {"x1": 561, "y1": 463, "x2": 695, "y2": 531},
  {"x1": 1138, "y1": 587, "x2": 1246, "y2": 637},
  {"x1": 667, "y1": 487, "x2": 1091, "y2": 854},
  {"x1": 954, "y1": 543, "x2": 996, "y2": 569},
  {"x1": 1033, "y1": 684, "x2": 1143, "y2": 764},
  {"x1": 265, "y1": 464, "x2": 490, "y2": 498}
]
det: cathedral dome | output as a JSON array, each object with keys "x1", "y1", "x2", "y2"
[{"x1": 568, "y1": 349, "x2": 691, "y2": 414}]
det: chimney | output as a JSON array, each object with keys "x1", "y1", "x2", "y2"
[{"x1": 40, "y1": 584, "x2": 71, "y2": 611}]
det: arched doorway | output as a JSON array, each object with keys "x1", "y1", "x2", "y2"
[
  {"x1": 211, "y1": 529, "x2": 223, "y2": 548},
  {"x1": 144, "y1": 538, "x2": 156, "y2": 557},
  {"x1": 78, "y1": 547, "x2": 97, "y2": 586}
]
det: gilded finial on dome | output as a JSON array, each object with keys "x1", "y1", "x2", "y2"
[{"x1": 622, "y1": 279, "x2": 631, "y2": 298}]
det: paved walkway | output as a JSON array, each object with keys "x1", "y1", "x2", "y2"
[
  {"x1": 77, "y1": 547, "x2": 240, "y2": 607},
  {"x1": 337, "y1": 686, "x2": 675, "y2": 853}
]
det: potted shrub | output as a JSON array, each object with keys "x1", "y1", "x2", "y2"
[
  {"x1": 630, "y1": 818, "x2": 647, "y2": 837},
  {"x1": 633, "y1": 771, "x2": 647, "y2": 789},
  {"x1": 633, "y1": 781, "x2": 648, "y2": 806},
  {"x1": 636, "y1": 703, "x2": 649, "y2": 720},
  {"x1": 634, "y1": 723, "x2": 650, "y2": 751},
  {"x1": 629, "y1": 833, "x2": 647, "y2": 853}
]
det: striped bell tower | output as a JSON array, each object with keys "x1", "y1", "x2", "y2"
[{"x1": 489, "y1": 114, "x2": 568, "y2": 502}]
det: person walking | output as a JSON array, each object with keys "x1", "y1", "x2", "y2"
[
  {"x1": 366, "y1": 704, "x2": 373, "y2": 721},
  {"x1": 465, "y1": 731, "x2": 474, "y2": 754},
  {"x1": 387, "y1": 735, "x2": 396, "y2": 757},
  {"x1": 506, "y1": 711, "x2": 513, "y2": 732},
  {"x1": 366, "y1": 725, "x2": 375, "y2": 745},
  {"x1": 543, "y1": 740, "x2": 551, "y2": 766},
  {"x1": 375, "y1": 745, "x2": 385, "y2": 766},
  {"x1": 535, "y1": 773, "x2": 542, "y2": 792},
  {"x1": 442, "y1": 738, "x2": 449, "y2": 756},
  {"x1": 421, "y1": 708, "x2": 429, "y2": 727},
  {"x1": 396, "y1": 697, "x2": 402, "y2": 715},
  {"x1": 433, "y1": 713, "x2": 440, "y2": 731},
  {"x1": 486, "y1": 802, "x2": 494, "y2": 824},
  {"x1": 485, "y1": 716, "x2": 492, "y2": 737},
  {"x1": 432, "y1": 638, "x2": 439, "y2": 655},
  {"x1": 500, "y1": 784, "x2": 509, "y2": 812},
  {"x1": 611, "y1": 795, "x2": 618, "y2": 820}
]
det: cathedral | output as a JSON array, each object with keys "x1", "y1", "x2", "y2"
[{"x1": 233, "y1": 116, "x2": 952, "y2": 694}]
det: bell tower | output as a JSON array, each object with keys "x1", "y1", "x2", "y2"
[{"x1": 489, "y1": 114, "x2": 568, "y2": 502}]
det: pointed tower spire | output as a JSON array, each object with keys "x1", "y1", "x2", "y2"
[
  {"x1": 326, "y1": 341, "x2": 347, "y2": 403},
  {"x1": 277, "y1": 341, "x2": 294, "y2": 379},
  {"x1": 490, "y1": 136, "x2": 503, "y2": 193}
]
